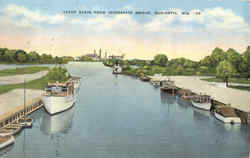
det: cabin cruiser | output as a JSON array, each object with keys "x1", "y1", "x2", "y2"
[
  {"x1": 191, "y1": 95, "x2": 211, "y2": 111},
  {"x1": 42, "y1": 81, "x2": 75, "y2": 115}
]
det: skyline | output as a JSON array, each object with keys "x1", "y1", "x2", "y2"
[{"x1": 0, "y1": 0, "x2": 250, "y2": 60}]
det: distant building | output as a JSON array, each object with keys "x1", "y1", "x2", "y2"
[
  {"x1": 108, "y1": 54, "x2": 125, "y2": 60},
  {"x1": 105, "y1": 51, "x2": 107, "y2": 59},
  {"x1": 75, "y1": 56, "x2": 81, "y2": 61}
]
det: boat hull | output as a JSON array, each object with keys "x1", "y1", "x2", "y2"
[
  {"x1": 0, "y1": 136, "x2": 15, "y2": 149},
  {"x1": 0, "y1": 126, "x2": 22, "y2": 137},
  {"x1": 40, "y1": 106, "x2": 74, "y2": 135},
  {"x1": 214, "y1": 112, "x2": 241, "y2": 124},
  {"x1": 42, "y1": 95, "x2": 75, "y2": 115},
  {"x1": 191, "y1": 101, "x2": 211, "y2": 111}
]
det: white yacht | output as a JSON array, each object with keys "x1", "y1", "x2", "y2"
[
  {"x1": 42, "y1": 81, "x2": 76, "y2": 115},
  {"x1": 112, "y1": 63, "x2": 122, "y2": 74},
  {"x1": 191, "y1": 95, "x2": 211, "y2": 111}
]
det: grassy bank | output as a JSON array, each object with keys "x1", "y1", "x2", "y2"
[
  {"x1": 201, "y1": 77, "x2": 250, "y2": 84},
  {"x1": 0, "y1": 66, "x2": 49, "y2": 77},
  {"x1": 0, "y1": 66, "x2": 70, "y2": 95},
  {"x1": 0, "y1": 73, "x2": 49, "y2": 95},
  {"x1": 228, "y1": 85, "x2": 250, "y2": 91}
]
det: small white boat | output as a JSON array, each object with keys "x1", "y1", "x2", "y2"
[
  {"x1": 191, "y1": 95, "x2": 211, "y2": 111},
  {"x1": 0, "y1": 136, "x2": 15, "y2": 149},
  {"x1": 42, "y1": 81, "x2": 76, "y2": 115},
  {"x1": 150, "y1": 78, "x2": 161, "y2": 87},
  {"x1": 214, "y1": 107, "x2": 241, "y2": 124},
  {"x1": 18, "y1": 118, "x2": 33, "y2": 128},
  {"x1": 112, "y1": 63, "x2": 122, "y2": 74}
]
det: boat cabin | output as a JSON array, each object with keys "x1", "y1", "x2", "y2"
[
  {"x1": 192, "y1": 95, "x2": 211, "y2": 103},
  {"x1": 44, "y1": 81, "x2": 74, "y2": 97}
]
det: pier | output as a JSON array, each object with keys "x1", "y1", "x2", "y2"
[
  {"x1": 149, "y1": 75, "x2": 250, "y2": 124},
  {"x1": 0, "y1": 89, "x2": 44, "y2": 129}
]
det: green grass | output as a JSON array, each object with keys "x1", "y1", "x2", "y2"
[
  {"x1": 201, "y1": 77, "x2": 250, "y2": 84},
  {"x1": 0, "y1": 73, "x2": 49, "y2": 95},
  {"x1": 0, "y1": 66, "x2": 49, "y2": 77},
  {"x1": 228, "y1": 85, "x2": 250, "y2": 92}
]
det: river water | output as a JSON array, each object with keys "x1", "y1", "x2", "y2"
[{"x1": 1, "y1": 62, "x2": 250, "y2": 158}]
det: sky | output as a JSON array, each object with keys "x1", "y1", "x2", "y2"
[{"x1": 0, "y1": 0, "x2": 250, "y2": 60}]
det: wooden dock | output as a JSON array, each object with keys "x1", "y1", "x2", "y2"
[{"x1": 0, "y1": 97, "x2": 43, "y2": 129}]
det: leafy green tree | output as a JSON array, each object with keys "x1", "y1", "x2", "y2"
[
  {"x1": 239, "y1": 46, "x2": 250, "y2": 77},
  {"x1": 28, "y1": 51, "x2": 40, "y2": 63},
  {"x1": 176, "y1": 65, "x2": 184, "y2": 74},
  {"x1": 216, "y1": 60, "x2": 236, "y2": 87},
  {"x1": 226, "y1": 48, "x2": 242, "y2": 72},
  {"x1": 48, "y1": 67, "x2": 70, "y2": 82},
  {"x1": 153, "y1": 54, "x2": 168, "y2": 66},
  {"x1": 16, "y1": 50, "x2": 27, "y2": 63}
]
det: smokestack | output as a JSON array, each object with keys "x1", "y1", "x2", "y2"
[{"x1": 99, "y1": 48, "x2": 102, "y2": 58}]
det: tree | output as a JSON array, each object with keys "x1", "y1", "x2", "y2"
[
  {"x1": 16, "y1": 50, "x2": 27, "y2": 63},
  {"x1": 153, "y1": 54, "x2": 168, "y2": 66},
  {"x1": 28, "y1": 51, "x2": 40, "y2": 63},
  {"x1": 216, "y1": 60, "x2": 236, "y2": 87},
  {"x1": 239, "y1": 46, "x2": 250, "y2": 76},
  {"x1": 211, "y1": 47, "x2": 227, "y2": 66},
  {"x1": 226, "y1": 48, "x2": 242, "y2": 72}
]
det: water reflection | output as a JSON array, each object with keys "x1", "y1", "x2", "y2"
[
  {"x1": 40, "y1": 107, "x2": 75, "y2": 135},
  {"x1": 192, "y1": 108, "x2": 211, "y2": 121},
  {"x1": 176, "y1": 98, "x2": 192, "y2": 109},
  {"x1": 160, "y1": 91, "x2": 176, "y2": 105}
]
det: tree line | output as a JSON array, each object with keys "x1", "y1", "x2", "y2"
[
  {"x1": 111, "y1": 46, "x2": 250, "y2": 80},
  {"x1": 0, "y1": 48, "x2": 74, "y2": 64}
]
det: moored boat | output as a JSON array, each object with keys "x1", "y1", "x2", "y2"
[
  {"x1": 214, "y1": 107, "x2": 241, "y2": 124},
  {"x1": 160, "y1": 78, "x2": 178, "y2": 95},
  {"x1": 18, "y1": 118, "x2": 33, "y2": 128},
  {"x1": 0, "y1": 136, "x2": 15, "y2": 150},
  {"x1": 112, "y1": 61, "x2": 122, "y2": 74},
  {"x1": 0, "y1": 124, "x2": 22, "y2": 137},
  {"x1": 191, "y1": 94, "x2": 211, "y2": 111},
  {"x1": 150, "y1": 78, "x2": 161, "y2": 87},
  {"x1": 42, "y1": 81, "x2": 76, "y2": 115}
]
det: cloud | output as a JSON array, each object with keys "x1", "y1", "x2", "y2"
[
  {"x1": 145, "y1": 7, "x2": 250, "y2": 33},
  {"x1": 3, "y1": 4, "x2": 65, "y2": 25}
]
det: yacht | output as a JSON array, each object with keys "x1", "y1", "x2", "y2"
[
  {"x1": 191, "y1": 94, "x2": 211, "y2": 111},
  {"x1": 112, "y1": 63, "x2": 122, "y2": 74},
  {"x1": 42, "y1": 81, "x2": 75, "y2": 115}
]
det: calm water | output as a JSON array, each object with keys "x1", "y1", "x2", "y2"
[{"x1": 1, "y1": 62, "x2": 250, "y2": 158}]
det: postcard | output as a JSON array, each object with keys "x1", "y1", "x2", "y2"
[{"x1": 0, "y1": 0, "x2": 250, "y2": 157}]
